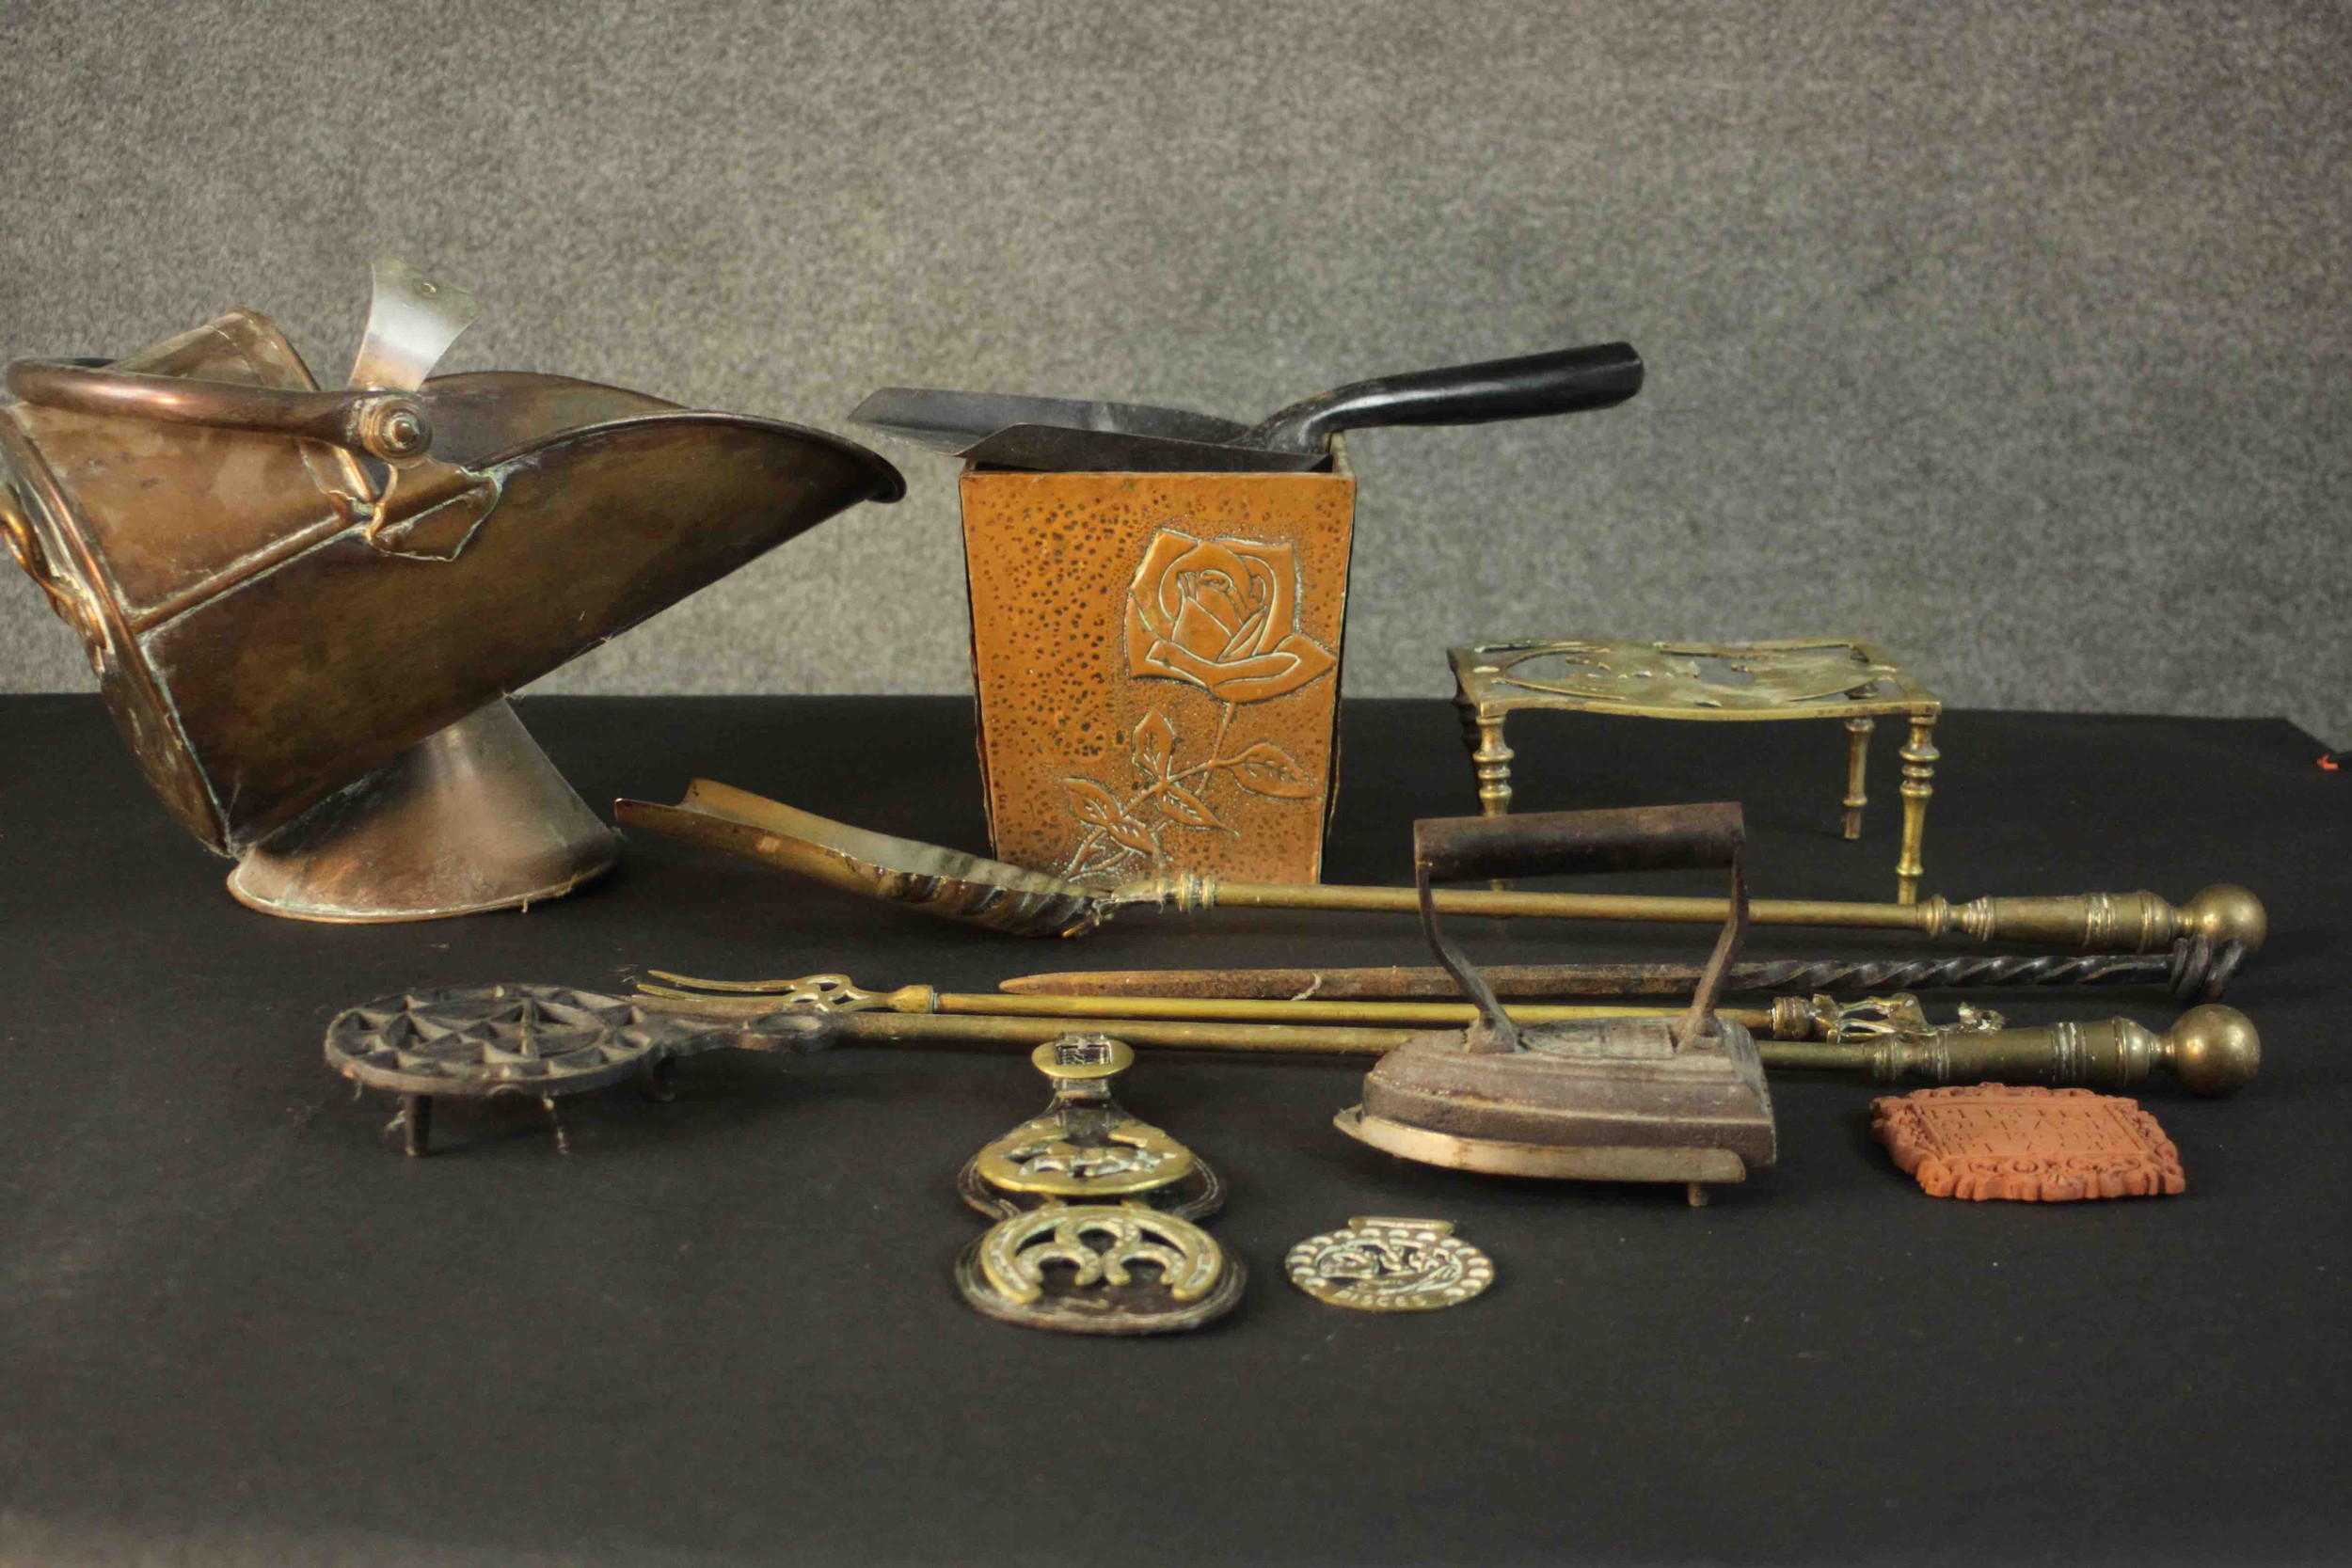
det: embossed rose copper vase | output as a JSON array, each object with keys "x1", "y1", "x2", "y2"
[{"x1": 960, "y1": 453, "x2": 1356, "y2": 887}]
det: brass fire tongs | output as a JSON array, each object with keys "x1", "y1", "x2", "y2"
[
  {"x1": 637, "y1": 970, "x2": 2260, "y2": 1096},
  {"x1": 612, "y1": 781, "x2": 2265, "y2": 977},
  {"x1": 325, "y1": 976, "x2": 2262, "y2": 1154}
]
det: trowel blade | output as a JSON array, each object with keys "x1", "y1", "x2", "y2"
[
  {"x1": 849, "y1": 385, "x2": 1251, "y2": 455},
  {"x1": 953, "y1": 423, "x2": 1329, "y2": 473}
]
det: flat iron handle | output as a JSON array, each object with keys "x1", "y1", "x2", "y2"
[
  {"x1": 1415, "y1": 803, "x2": 1748, "y2": 1054},
  {"x1": 1414, "y1": 802, "x2": 1743, "y2": 887},
  {"x1": 5, "y1": 358, "x2": 437, "y2": 465}
]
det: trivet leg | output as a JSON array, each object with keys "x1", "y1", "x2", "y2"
[
  {"x1": 644, "y1": 1055, "x2": 677, "y2": 1103},
  {"x1": 1686, "y1": 1181, "x2": 1709, "y2": 1208},
  {"x1": 1460, "y1": 704, "x2": 1516, "y2": 891},
  {"x1": 1898, "y1": 712, "x2": 1940, "y2": 905},
  {"x1": 1471, "y1": 721, "x2": 1515, "y2": 820},
  {"x1": 400, "y1": 1094, "x2": 433, "y2": 1158},
  {"x1": 1842, "y1": 717, "x2": 1874, "y2": 840},
  {"x1": 1461, "y1": 705, "x2": 1515, "y2": 818}
]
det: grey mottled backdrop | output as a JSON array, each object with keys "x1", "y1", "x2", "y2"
[{"x1": 2, "y1": 0, "x2": 2346, "y2": 738}]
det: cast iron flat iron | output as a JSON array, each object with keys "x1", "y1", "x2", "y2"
[{"x1": 1337, "y1": 802, "x2": 1776, "y2": 1205}]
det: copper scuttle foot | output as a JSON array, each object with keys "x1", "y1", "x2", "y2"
[{"x1": 229, "y1": 700, "x2": 617, "y2": 922}]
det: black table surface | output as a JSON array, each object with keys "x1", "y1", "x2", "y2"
[{"x1": 2, "y1": 694, "x2": 2345, "y2": 1566}]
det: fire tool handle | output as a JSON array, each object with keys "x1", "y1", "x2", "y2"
[{"x1": 1413, "y1": 803, "x2": 1744, "y2": 888}]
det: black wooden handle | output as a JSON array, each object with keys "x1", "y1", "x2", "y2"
[
  {"x1": 1414, "y1": 803, "x2": 1744, "y2": 888},
  {"x1": 1251, "y1": 341, "x2": 1644, "y2": 454}
]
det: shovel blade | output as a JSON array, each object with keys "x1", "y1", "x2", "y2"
[
  {"x1": 850, "y1": 386, "x2": 1251, "y2": 458},
  {"x1": 955, "y1": 423, "x2": 1329, "y2": 474}
]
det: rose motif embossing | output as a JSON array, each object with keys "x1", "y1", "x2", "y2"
[
  {"x1": 1125, "y1": 531, "x2": 1334, "y2": 705},
  {"x1": 1057, "y1": 527, "x2": 1334, "y2": 886}
]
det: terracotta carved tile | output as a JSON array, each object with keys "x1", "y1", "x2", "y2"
[{"x1": 1869, "y1": 1085, "x2": 2185, "y2": 1202}]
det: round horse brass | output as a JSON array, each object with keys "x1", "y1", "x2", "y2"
[
  {"x1": 1285, "y1": 1216, "x2": 1493, "y2": 1312},
  {"x1": 969, "y1": 1113, "x2": 1197, "y2": 1199}
]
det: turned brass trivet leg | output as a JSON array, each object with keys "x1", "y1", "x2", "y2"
[
  {"x1": 1897, "y1": 713, "x2": 1940, "y2": 905},
  {"x1": 1461, "y1": 707, "x2": 1515, "y2": 818},
  {"x1": 1842, "y1": 716, "x2": 1874, "y2": 840},
  {"x1": 1459, "y1": 705, "x2": 1517, "y2": 890}
]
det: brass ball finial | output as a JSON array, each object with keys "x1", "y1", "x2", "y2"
[
  {"x1": 2183, "y1": 884, "x2": 2267, "y2": 955},
  {"x1": 2166, "y1": 1004, "x2": 2261, "y2": 1096}
]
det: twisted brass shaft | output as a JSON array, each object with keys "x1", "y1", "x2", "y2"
[{"x1": 1000, "y1": 948, "x2": 2238, "y2": 1005}]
